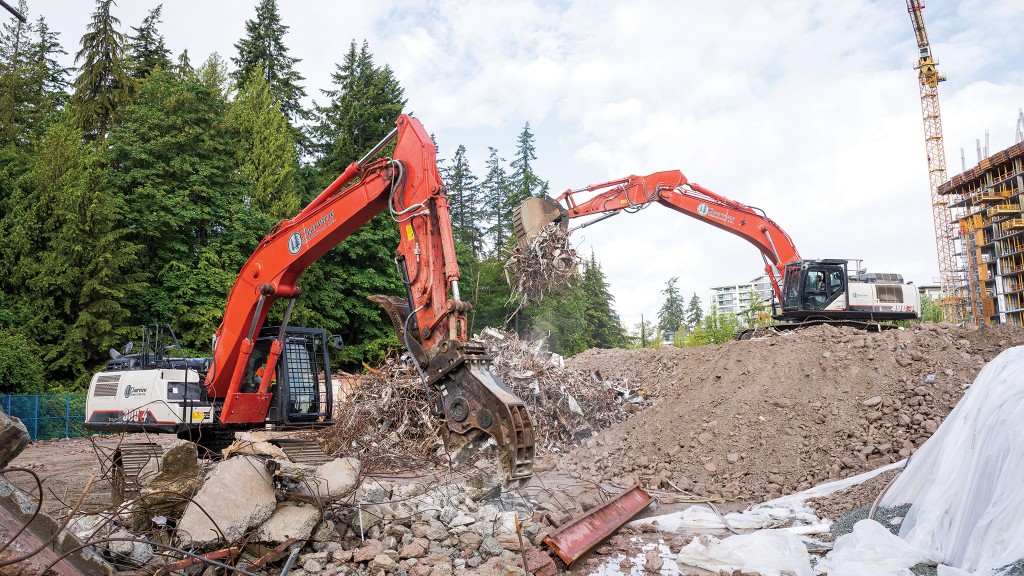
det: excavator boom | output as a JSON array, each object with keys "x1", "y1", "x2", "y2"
[
  {"x1": 514, "y1": 170, "x2": 800, "y2": 303},
  {"x1": 87, "y1": 115, "x2": 534, "y2": 484},
  {"x1": 514, "y1": 170, "x2": 919, "y2": 328}
]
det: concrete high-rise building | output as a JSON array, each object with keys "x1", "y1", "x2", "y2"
[
  {"x1": 939, "y1": 138, "x2": 1024, "y2": 324},
  {"x1": 709, "y1": 275, "x2": 774, "y2": 326}
]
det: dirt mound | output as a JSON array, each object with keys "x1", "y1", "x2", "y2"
[{"x1": 560, "y1": 323, "x2": 1024, "y2": 501}]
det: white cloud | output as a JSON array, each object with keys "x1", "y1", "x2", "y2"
[{"x1": 36, "y1": 0, "x2": 1023, "y2": 328}]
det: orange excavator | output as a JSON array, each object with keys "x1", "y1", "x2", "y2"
[
  {"x1": 514, "y1": 170, "x2": 920, "y2": 331},
  {"x1": 85, "y1": 115, "x2": 535, "y2": 484}
]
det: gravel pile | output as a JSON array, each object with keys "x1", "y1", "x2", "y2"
[{"x1": 559, "y1": 323, "x2": 1024, "y2": 501}]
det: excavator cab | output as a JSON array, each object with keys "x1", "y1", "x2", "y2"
[
  {"x1": 512, "y1": 196, "x2": 567, "y2": 246},
  {"x1": 254, "y1": 326, "x2": 333, "y2": 426},
  {"x1": 780, "y1": 260, "x2": 850, "y2": 317}
]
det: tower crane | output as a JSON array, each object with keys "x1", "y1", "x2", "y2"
[{"x1": 906, "y1": 0, "x2": 968, "y2": 323}]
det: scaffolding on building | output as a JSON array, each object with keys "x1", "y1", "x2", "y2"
[{"x1": 939, "y1": 141, "x2": 1024, "y2": 325}]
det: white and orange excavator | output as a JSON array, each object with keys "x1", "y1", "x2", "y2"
[
  {"x1": 85, "y1": 115, "x2": 535, "y2": 485},
  {"x1": 514, "y1": 170, "x2": 920, "y2": 334}
]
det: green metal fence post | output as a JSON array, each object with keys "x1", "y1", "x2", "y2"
[
  {"x1": 65, "y1": 394, "x2": 70, "y2": 438},
  {"x1": 33, "y1": 394, "x2": 38, "y2": 441}
]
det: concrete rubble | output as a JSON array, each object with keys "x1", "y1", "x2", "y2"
[
  {"x1": 31, "y1": 422, "x2": 564, "y2": 575},
  {"x1": 0, "y1": 407, "x2": 114, "y2": 575}
]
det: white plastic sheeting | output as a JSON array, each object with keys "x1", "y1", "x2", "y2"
[
  {"x1": 628, "y1": 503, "x2": 819, "y2": 534},
  {"x1": 879, "y1": 345, "x2": 1024, "y2": 573},
  {"x1": 815, "y1": 519, "x2": 940, "y2": 576},
  {"x1": 675, "y1": 530, "x2": 814, "y2": 576}
]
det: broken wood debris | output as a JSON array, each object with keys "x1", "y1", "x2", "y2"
[{"x1": 504, "y1": 223, "x2": 582, "y2": 309}]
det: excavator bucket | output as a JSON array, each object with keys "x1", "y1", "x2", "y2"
[{"x1": 513, "y1": 196, "x2": 567, "y2": 247}]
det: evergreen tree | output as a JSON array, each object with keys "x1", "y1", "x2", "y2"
[
  {"x1": 0, "y1": 4, "x2": 30, "y2": 147},
  {"x1": 231, "y1": 0, "x2": 308, "y2": 130},
  {"x1": 657, "y1": 277, "x2": 685, "y2": 335},
  {"x1": 72, "y1": 0, "x2": 133, "y2": 141},
  {"x1": 230, "y1": 64, "x2": 300, "y2": 222},
  {"x1": 465, "y1": 256, "x2": 516, "y2": 335},
  {"x1": 580, "y1": 253, "x2": 626, "y2": 348},
  {"x1": 311, "y1": 40, "x2": 405, "y2": 171},
  {"x1": 509, "y1": 122, "x2": 548, "y2": 202},
  {"x1": 197, "y1": 52, "x2": 230, "y2": 99},
  {"x1": 527, "y1": 283, "x2": 589, "y2": 355},
  {"x1": 176, "y1": 48, "x2": 193, "y2": 78},
  {"x1": 684, "y1": 292, "x2": 703, "y2": 332},
  {"x1": 28, "y1": 17, "x2": 71, "y2": 111},
  {"x1": 480, "y1": 147, "x2": 510, "y2": 252},
  {"x1": 108, "y1": 69, "x2": 249, "y2": 349},
  {"x1": 127, "y1": 4, "x2": 171, "y2": 79},
  {"x1": 4, "y1": 113, "x2": 141, "y2": 388},
  {"x1": 0, "y1": 7, "x2": 68, "y2": 147},
  {"x1": 442, "y1": 144, "x2": 482, "y2": 255},
  {"x1": 300, "y1": 40, "x2": 408, "y2": 366},
  {"x1": 0, "y1": 331, "x2": 46, "y2": 394}
]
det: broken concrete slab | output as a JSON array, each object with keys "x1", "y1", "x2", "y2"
[
  {"x1": 0, "y1": 407, "x2": 30, "y2": 468},
  {"x1": 177, "y1": 455, "x2": 276, "y2": 547},
  {"x1": 255, "y1": 502, "x2": 321, "y2": 543},
  {"x1": 222, "y1": 431, "x2": 288, "y2": 460},
  {"x1": 0, "y1": 472, "x2": 113, "y2": 575},
  {"x1": 299, "y1": 457, "x2": 361, "y2": 499},
  {"x1": 128, "y1": 440, "x2": 201, "y2": 531}
]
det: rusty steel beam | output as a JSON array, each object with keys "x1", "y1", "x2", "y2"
[
  {"x1": 247, "y1": 537, "x2": 301, "y2": 570},
  {"x1": 152, "y1": 546, "x2": 239, "y2": 575},
  {"x1": 543, "y1": 484, "x2": 653, "y2": 566}
]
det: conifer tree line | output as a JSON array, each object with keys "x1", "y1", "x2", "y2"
[{"x1": 0, "y1": 0, "x2": 626, "y2": 393}]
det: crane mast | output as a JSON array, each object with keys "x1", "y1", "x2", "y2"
[{"x1": 906, "y1": 0, "x2": 967, "y2": 323}]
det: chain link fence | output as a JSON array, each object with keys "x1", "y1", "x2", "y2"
[{"x1": 0, "y1": 394, "x2": 88, "y2": 441}]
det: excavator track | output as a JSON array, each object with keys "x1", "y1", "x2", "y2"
[
  {"x1": 110, "y1": 442, "x2": 164, "y2": 506},
  {"x1": 268, "y1": 438, "x2": 334, "y2": 467},
  {"x1": 735, "y1": 319, "x2": 898, "y2": 340}
]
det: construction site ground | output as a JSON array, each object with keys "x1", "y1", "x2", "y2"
[{"x1": 6, "y1": 321, "x2": 1024, "y2": 575}]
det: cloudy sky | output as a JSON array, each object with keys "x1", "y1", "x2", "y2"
[{"x1": 32, "y1": 0, "x2": 1024, "y2": 329}]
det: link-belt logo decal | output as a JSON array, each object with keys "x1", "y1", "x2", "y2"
[
  {"x1": 287, "y1": 232, "x2": 302, "y2": 254},
  {"x1": 696, "y1": 202, "x2": 735, "y2": 224}
]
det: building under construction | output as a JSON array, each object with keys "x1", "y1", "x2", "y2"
[{"x1": 940, "y1": 140, "x2": 1024, "y2": 325}]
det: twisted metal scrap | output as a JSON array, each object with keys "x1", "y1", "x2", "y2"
[
  {"x1": 504, "y1": 224, "x2": 582, "y2": 309},
  {"x1": 315, "y1": 330, "x2": 633, "y2": 463},
  {"x1": 477, "y1": 329, "x2": 632, "y2": 452}
]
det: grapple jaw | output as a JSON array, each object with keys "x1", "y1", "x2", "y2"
[
  {"x1": 427, "y1": 340, "x2": 535, "y2": 486},
  {"x1": 369, "y1": 291, "x2": 536, "y2": 486},
  {"x1": 513, "y1": 196, "x2": 567, "y2": 247}
]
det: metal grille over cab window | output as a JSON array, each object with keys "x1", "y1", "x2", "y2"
[
  {"x1": 285, "y1": 337, "x2": 320, "y2": 418},
  {"x1": 877, "y1": 285, "x2": 904, "y2": 303}
]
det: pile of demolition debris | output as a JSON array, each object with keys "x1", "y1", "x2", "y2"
[
  {"x1": 3, "y1": 425, "x2": 569, "y2": 576},
  {"x1": 317, "y1": 328, "x2": 638, "y2": 467},
  {"x1": 504, "y1": 224, "x2": 582, "y2": 309},
  {"x1": 560, "y1": 322, "x2": 1024, "y2": 501}
]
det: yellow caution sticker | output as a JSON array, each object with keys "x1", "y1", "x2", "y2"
[
  {"x1": 619, "y1": 199, "x2": 628, "y2": 205},
  {"x1": 191, "y1": 411, "x2": 205, "y2": 422},
  {"x1": 405, "y1": 224, "x2": 415, "y2": 241}
]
